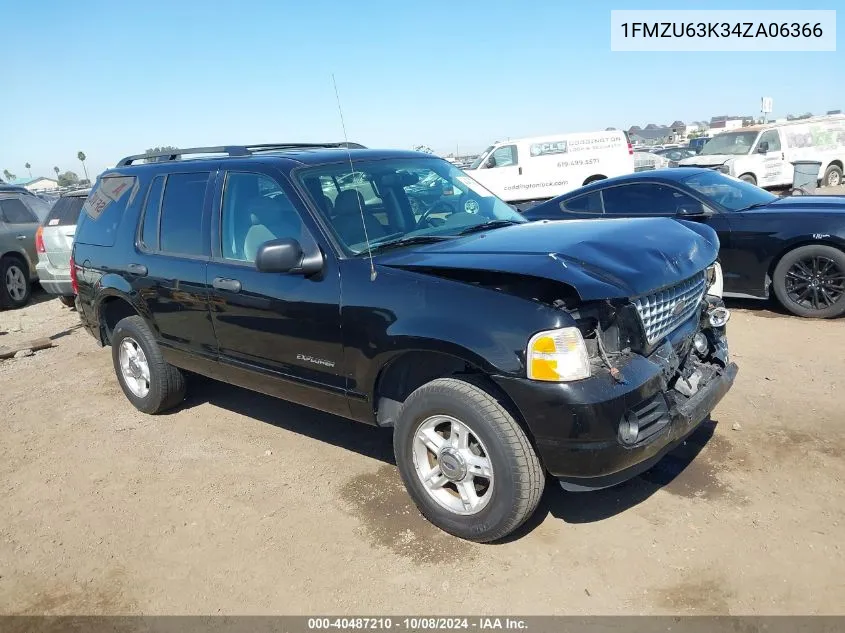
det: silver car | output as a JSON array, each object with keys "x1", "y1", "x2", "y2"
[
  {"x1": 0, "y1": 192, "x2": 52, "y2": 309},
  {"x1": 35, "y1": 188, "x2": 90, "y2": 306}
]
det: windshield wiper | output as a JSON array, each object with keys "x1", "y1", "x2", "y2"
[
  {"x1": 361, "y1": 235, "x2": 455, "y2": 255},
  {"x1": 456, "y1": 219, "x2": 522, "y2": 235},
  {"x1": 737, "y1": 201, "x2": 773, "y2": 212}
]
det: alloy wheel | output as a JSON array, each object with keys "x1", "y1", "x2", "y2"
[
  {"x1": 118, "y1": 337, "x2": 151, "y2": 398},
  {"x1": 5, "y1": 264, "x2": 27, "y2": 302},
  {"x1": 412, "y1": 415, "x2": 494, "y2": 515},
  {"x1": 785, "y1": 255, "x2": 845, "y2": 312}
]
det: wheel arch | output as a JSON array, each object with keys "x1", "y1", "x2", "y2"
[
  {"x1": 582, "y1": 174, "x2": 607, "y2": 186},
  {"x1": 1, "y1": 249, "x2": 32, "y2": 277},
  {"x1": 822, "y1": 160, "x2": 843, "y2": 183},
  {"x1": 768, "y1": 238, "x2": 845, "y2": 290},
  {"x1": 96, "y1": 292, "x2": 144, "y2": 345},
  {"x1": 372, "y1": 349, "x2": 543, "y2": 468}
]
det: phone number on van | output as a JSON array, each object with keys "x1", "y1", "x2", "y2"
[{"x1": 557, "y1": 158, "x2": 600, "y2": 168}]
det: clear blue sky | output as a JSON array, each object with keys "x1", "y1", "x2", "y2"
[{"x1": 1, "y1": 0, "x2": 842, "y2": 180}]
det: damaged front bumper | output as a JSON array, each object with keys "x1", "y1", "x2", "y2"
[{"x1": 492, "y1": 297, "x2": 738, "y2": 491}]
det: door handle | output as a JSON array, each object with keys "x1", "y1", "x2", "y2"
[
  {"x1": 518, "y1": 167, "x2": 523, "y2": 175},
  {"x1": 213, "y1": 277, "x2": 242, "y2": 293},
  {"x1": 126, "y1": 263, "x2": 148, "y2": 276}
]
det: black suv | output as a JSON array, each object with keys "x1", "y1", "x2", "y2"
[{"x1": 73, "y1": 143, "x2": 737, "y2": 542}]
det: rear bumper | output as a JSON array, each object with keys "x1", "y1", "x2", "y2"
[
  {"x1": 35, "y1": 260, "x2": 73, "y2": 296},
  {"x1": 493, "y1": 324, "x2": 737, "y2": 491}
]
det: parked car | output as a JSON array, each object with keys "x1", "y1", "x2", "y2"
[
  {"x1": 464, "y1": 130, "x2": 635, "y2": 204},
  {"x1": 35, "y1": 188, "x2": 90, "y2": 307},
  {"x1": 680, "y1": 115, "x2": 845, "y2": 188},
  {"x1": 522, "y1": 167, "x2": 845, "y2": 318},
  {"x1": 73, "y1": 144, "x2": 736, "y2": 542},
  {"x1": 0, "y1": 191, "x2": 52, "y2": 308}
]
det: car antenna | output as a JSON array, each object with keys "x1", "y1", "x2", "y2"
[{"x1": 332, "y1": 73, "x2": 377, "y2": 281}]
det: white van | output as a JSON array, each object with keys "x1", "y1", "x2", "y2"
[
  {"x1": 465, "y1": 131, "x2": 635, "y2": 203},
  {"x1": 679, "y1": 115, "x2": 845, "y2": 189}
]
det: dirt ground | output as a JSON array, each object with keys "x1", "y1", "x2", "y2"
[{"x1": 0, "y1": 289, "x2": 843, "y2": 616}]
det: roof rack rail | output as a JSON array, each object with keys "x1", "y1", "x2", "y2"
[{"x1": 116, "y1": 142, "x2": 367, "y2": 167}]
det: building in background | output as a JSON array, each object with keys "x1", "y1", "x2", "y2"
[{"x1": 8, "y1": 176, "x2": 59, "y2": 191}]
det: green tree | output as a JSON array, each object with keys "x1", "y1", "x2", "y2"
[
  {"x1": 2, "y1": 169, "x2": 11, "y2": 182},
  {"x1": 25, "y1": 163, "x2": 32, "y2": 178},
  {"x1": 77, "y1": 151, "x2": 89, "y2": 181},
  {"x1": 57, "y1": 171, "x2": 80, "y2": 187},
  {"x1": 144, "y1": 146, "x2": 180, "y2": 162}
]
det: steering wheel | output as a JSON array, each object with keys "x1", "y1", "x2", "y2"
[{"x1": 417, "y1": 200, "x2": 455, "y2": 228}]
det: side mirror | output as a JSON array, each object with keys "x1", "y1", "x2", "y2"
[
  {"x1": 255, "y1": 238, "x2": 323, "y2": 275},
  {"x1": 485, "y1": 157, "x2": 496, "y2": 168},
  {"x1": 677, "y1": 202, "x2": 710, "y2": 217},
  {"x1": 757, "y1": 141, "x2": 769, "y2": 154}
]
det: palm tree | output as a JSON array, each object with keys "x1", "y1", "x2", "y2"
[
  {"x1": 77, "y1": 151, "x2": 89, "y2": 182},
  {"x1": 25, "y1": 163, "x2": 32, "y2": 179},
  {"x1": 54, "y1": 166, "x2": 60, "y2": 182},
  {"x1": 2, "y1": 169, "x2": 11, "y2": 182}
]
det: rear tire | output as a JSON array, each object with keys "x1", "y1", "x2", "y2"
[
  {"x1": 393, "y1": 377, "x2": 544, "y2": 542},
  {"x1": 0, "y1": 256, "x2": 31, "y2": 309},
  {"x1": 111, "y1": 315, "x2": 186, "y2": 413},
  {"x1": 59, "y1": 295, "x2": 76, "y2": 308},
  {"x1": 823, "y1": 164, "x2": 843, "y2": 188},
  {"x1": 772, "y1": 245, "x2": 845, "y2": 318}
]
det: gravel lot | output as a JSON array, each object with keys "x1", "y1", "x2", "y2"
[{"x1": 1, "y1": 289, "x2": 843, "y2": 615}]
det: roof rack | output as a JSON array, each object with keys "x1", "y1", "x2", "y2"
[{"x1": 116, "y1": 142, "x2": 367, "y2": 167}]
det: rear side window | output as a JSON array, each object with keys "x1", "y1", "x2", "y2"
[
  {"x1": 44, "y1": 196, "x2": 85, "y2": 226},
  {"x1": 77, "y1": 176, "x2": 139, "y2": 246},
  {"x1": 159, "y1": 172, "x2": 210, "y2": 256},
  {"x1": 561, "y1": 191, "x2": 603, "y2": 214},
  {"x1": 0, "y1": 198, "x2": 38, "y2": 224}
]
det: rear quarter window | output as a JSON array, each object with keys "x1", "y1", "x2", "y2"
[{"x1": 76, "y1": 176, "x2": 139, "y2": 247}]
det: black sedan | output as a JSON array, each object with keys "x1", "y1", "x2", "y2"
[{"x1": 522, "y1": 168, "x2": 845, "y2": 318}]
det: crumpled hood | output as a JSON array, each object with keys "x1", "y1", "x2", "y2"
[{"x1": 376, "y1": 218, "x2": 719, "y2": 301}]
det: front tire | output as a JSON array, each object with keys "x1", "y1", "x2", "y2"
[
  {"x1": 0, "y1": 256, "x2": 31, "y2": 309},
  {"x1": 739, "y1": 173, "x2": 757, "y2": 185},
  {"x1": 393, "y1": 378, "x2": 544, "y2": 542},
  {"x1": 772, "y1": 245, "x2": 845, "y2": 318},
  {"x1": 111, "y1": 315, "x2": 186, "y2": 413}
]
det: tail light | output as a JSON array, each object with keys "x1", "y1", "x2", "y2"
[
  {"x1": 69, "y1": 255, "x2": 79, "y2": 295},
  {"x1": 35, "y1": 226, "x2": 46, "y2": 253},
  {"x1": 627, "y1": 142, "x2": 634, "y2": 156}
]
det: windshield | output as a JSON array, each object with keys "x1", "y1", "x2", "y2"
[
  {"x1": 699, "y1": 132, "x2": 759, "y2": 156},
  {"x1": 469, "y1": 146, "x2": 494, "y2": 170},
  {"x1": 298, "y1": 157, "x2": 525, "y2": 255},
  {"x1": 683, "y1": 170, "x2": 777, "y2": 211}
]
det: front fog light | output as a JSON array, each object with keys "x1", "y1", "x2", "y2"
[
  {"x1": 693, "y1": 332, "x2": 709, "y2": 355},
  {"x1": 527, "y1": 327, "x2": 591, "y2": 382},
  {"x1": 708, "y1": 306, "x2": 730, "y2": 328},
  {"x1": 619, "y1": 414, "x2": 639, "y2": 445}
]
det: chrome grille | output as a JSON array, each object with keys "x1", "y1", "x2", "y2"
[{"x1": 633, "y1": 272, "x2": 706, "y2": 344}]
